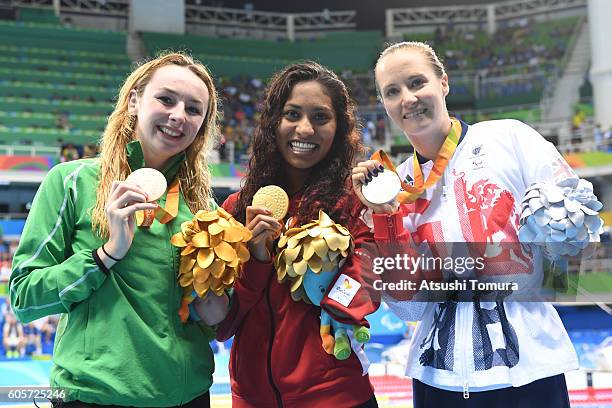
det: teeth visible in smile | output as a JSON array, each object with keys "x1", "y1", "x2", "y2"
[
  {"x1": 403, "y1": 109, "x2": 427, "y2": 119},
  {"x1": 159, "y1": 126, "x2": 181, "y2": 137},
  {"x1": 290, "y1": 141, "x2": 317, "y2": 152}
]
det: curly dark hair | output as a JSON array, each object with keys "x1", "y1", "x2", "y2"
[{"x1": 232, "y1": 61, "x2": 365, "y2": 227}]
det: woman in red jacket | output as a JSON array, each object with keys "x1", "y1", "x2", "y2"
[{"x1": 217, "y1": 61, "x2": 379, "y2": 408}]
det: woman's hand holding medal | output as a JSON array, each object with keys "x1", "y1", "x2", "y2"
[
  {"x1": 352, "y1": 160, "x2": 400, "y2": 215},
  {"x1": 101, "y1": 169, "x2": 163, "y2": 264},
  {"x1": 247, "y1": 185, "x2": 289, "y2": 262}
]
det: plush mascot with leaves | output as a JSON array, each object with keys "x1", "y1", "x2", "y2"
[{"x1": 275, "y1": 210, "x2": 370, "y2": 360}]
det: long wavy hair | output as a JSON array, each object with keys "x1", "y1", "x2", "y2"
[
  {"x1": 233, "y1": 61, "x2": 364, "y2": 227},
  {"x1": 91, "y1": 52, "x2": 219, "y2": 238}
]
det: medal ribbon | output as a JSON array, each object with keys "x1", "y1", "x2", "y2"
[
  {"x1": 371, "y1": 118, "x2": 462, "y2": 203},
  {"x1": 136, "y1": 179, "x2": 180, "y2": 227}
]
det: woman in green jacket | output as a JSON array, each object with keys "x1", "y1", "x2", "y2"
[{"x1": 10, "y1": 52, "x2": 228, "y2": 407}]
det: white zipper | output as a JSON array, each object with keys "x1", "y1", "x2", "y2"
[
  {"x1": 442, "y1": 160, "x2": 468, "y2": 398},
  {"x1": 440, "y1": 149, "x2": 470, "y2": 398},
  {"x1": 442, "y1": 166, "x2": 449, "y2": 200},
  {"x1": 460, "y1": 302, "x2": 470, "y2": 399}
]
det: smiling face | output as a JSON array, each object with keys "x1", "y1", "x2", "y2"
[
  {"x1": 275, "y1": 80, "x2": 337, "y2": 173},
  {"x1": 375, "y1": 48, "x2": 451, "y2": 155},
  {"x1": 128, "y1": 64, "x2": 209, "y2": 170}
]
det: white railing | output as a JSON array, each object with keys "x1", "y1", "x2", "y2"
[
  {"x1": 494, "y1": 0, "x2": 587, "y2": 20},
  {"x1": 2, "y1": 0, "x2": 355, "y2": 40},
  {"x1": 2, "y1": 0, "x2": 130, "y2": 16},
  {"x1": 386, "y1": 4, "x2": 488, "y2": 37},
  {"x1": 185, "y1": 5, "x2": 355, "y2": 41},
  {"x1": 387, "y1": 0, "x2": 586, "y2": 37},
  {"x1": 0, "y1": 144, "x2": 59, "y2": 157},
  {"x1": 454, "y1": 102, "x2": 541, "y2": 121}
]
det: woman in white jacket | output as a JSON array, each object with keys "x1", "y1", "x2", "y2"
[{"x1": 352, "y1": 41, "x2": 580, "y2": 407}]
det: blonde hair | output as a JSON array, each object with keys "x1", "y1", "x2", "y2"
[
  {"x1": 375, "y1": 41, "x2": 446, "y2": 79},
  {"x1": 91, "y1": 51, "x2": 219, "y2": 238}
]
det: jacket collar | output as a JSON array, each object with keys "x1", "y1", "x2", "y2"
[{"x1": 415, "y1": 119, "x2": 469, "y2": 164}]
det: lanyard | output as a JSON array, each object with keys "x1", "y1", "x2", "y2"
[
  {"x1": 136, "y1": 179, "x2": 180, "y2": 227},
  {"x1": 371, "y1": 118, "x2": 461, "y2": 203}
]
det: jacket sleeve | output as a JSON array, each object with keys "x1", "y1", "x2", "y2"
[
  {"x1": 320, "y1": 213, "x2": 379, "y2": 327},
  {"x1": 10, "y1": 165, "x2": 107, "y2": 323},
  {"x1": 215, "y1": 258, "x2": 274, "y2": 341},
  {"x1": 215, "y1": 194, "x2": 274, "y2": 341},
  {"x1": 372, "y1": 204, "x2": 444, "y2": 305},
  {"x1": 319, "y1": 194, "x2": 394, "y2": 326},
  {"x1": 510, "y1": 119, "x2": 578, "y2": 187}
]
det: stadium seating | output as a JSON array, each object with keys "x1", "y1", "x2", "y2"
[
  {"x1": 142, "y1": 30, "x2": 383, "y2": 78},
  {"x1": 0, "y1": 12, "x2": 130, "y2": 147},
  {"x1": 404, "y1": 17, "x2": 578, "y2": 110},
  {"x1": 0, "y1": 7, "x2": 589, "y2": 158}
]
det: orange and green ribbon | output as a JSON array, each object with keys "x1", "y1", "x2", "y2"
[
  {"x1": 371, "y1": 118, "x2": 462, "y2": 203},
  {"x1": 136, "y1": 179, "x2": 180, "y2": 227}
]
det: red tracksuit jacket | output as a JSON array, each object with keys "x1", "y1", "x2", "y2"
[{"x1": 217, "y1": 191, "x2": 379, "y2": 408}]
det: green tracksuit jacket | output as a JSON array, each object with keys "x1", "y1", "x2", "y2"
[{"x1": 10, "y1": 141, "x2": 217, "y2": 406}]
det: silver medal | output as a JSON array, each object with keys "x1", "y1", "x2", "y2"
[{"x1": 362, "y1": 169, "x2": 402, "y2": 205}]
